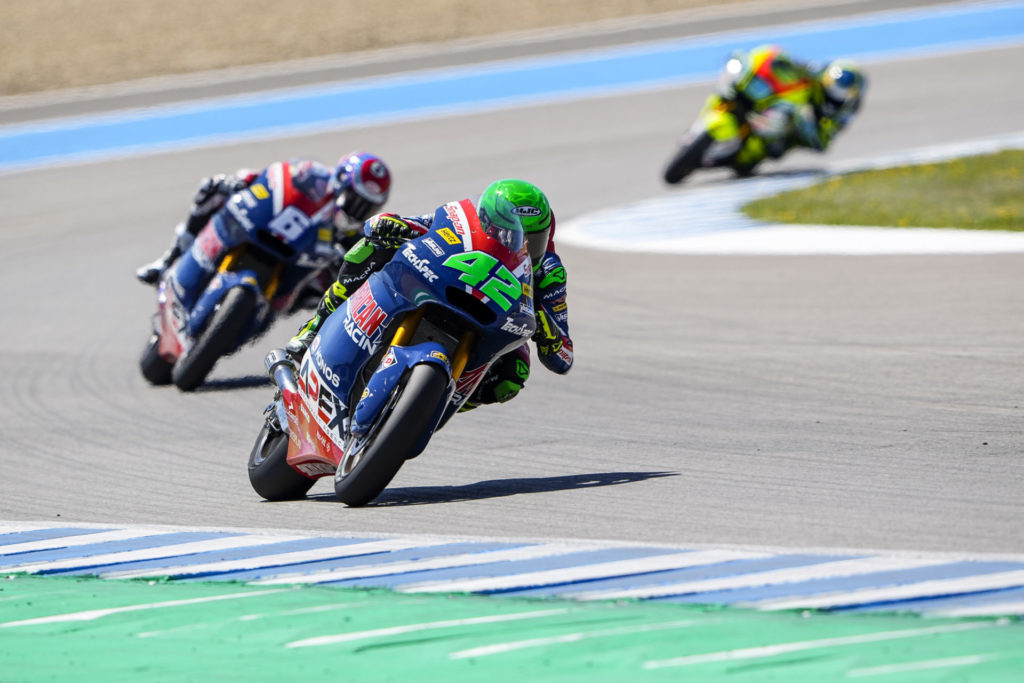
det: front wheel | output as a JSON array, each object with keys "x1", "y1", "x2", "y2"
[
  {"x1": 663, "y1": 131, "x2": 714, "y2": 184},
  {"x1": 139, "y1": 334, "x2": 173, "y2": 385},
  {"x1": 334, "y1": 363, "x2": 449, "y2": 507},
  {"x1": 248, "y1": 421, "x2": 315, "y2": 501},
  {"x1": 172, "y1": 287, "x2": 258, "y2": 392}
]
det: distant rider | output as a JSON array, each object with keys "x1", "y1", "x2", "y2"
[
  {"x1": 135, "y1": 152, "x2": 391, "y2": 315},
  {"x1": 286, "y1": 178, "x2": 573, "y2": 410},
  {"x1": 136, "y1": 151, "x2": 392, "y2": 291},
  {"x1": 714, "y1": 44, "x2": 867, "y2": 174}
]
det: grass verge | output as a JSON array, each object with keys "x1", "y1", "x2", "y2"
[{"x1": 742, "y1": 150, "x2": 1024, "y2": 231}]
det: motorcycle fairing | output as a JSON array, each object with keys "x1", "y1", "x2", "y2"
[
  {"x1": 154, "y1": 279, "x2": 186, "y2": 361},
  {"x1": 234, "y1": 162, "x2": 336, "y2": 262},
  {"x1": 281, "y1": 336, "x2": 347, "y2": 478}
]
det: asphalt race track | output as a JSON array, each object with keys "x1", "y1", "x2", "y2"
[{"x1": 1, "y1": 0, "x2": 1021, "y2": 559}]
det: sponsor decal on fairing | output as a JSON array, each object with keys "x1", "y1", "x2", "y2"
[
  {"x1": 226, "y1": 196, "x2": 255, "y2": 230},
  {"x1": 298, "y1": 351, "x2": 347, "y2": 448},
  {"x1": 438, "y1": 228, "x2": 461, "y2": 245},
  {"x1": 422, "y1": 238, "x2": 444, "y2": 257},
  {"x1": 240, "y1": 191, "x2": 258, "y2": 209},
  {"x1": 343, "y1": 285, "x2": 389, "y2": 353},
  {"x1": 402, "y1": 244, "x2": 440, "y2": 283},
  {"x1": 500, "y1": 318, "x2": 532, "y2": 338},
  {"x1": 296, "y1": 461, "x2": 336, "y2": 477},
  {"x1": 314, "y1": 348, "x2": 341, "y2": 388},
  {"x1": 444, "y1": 203, "x2": 466, "y2": 234}
]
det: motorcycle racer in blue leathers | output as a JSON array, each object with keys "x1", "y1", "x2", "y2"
[{"x1": 287, "y1": 178, "x2": 573, "y2": 410}]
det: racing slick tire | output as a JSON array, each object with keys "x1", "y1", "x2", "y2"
[
  {"x1": 139, "y1": 334, "x2": 173, "y2": 385},
  {"x1": 663, "y1": 131, "x2": 714, "y2": 184},
  {"x1": 172, "y1": 287, "x2": 257, "y2": 392},
  {"x1": 334, "y1": 363, "x2": 448, "y2": 507},
  {"x1": 248, "y1": 421, "x2": 315, "y2": 501}
]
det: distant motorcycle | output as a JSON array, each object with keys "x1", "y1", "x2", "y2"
[
  {"x1": 140, "y1": 173, "x2": 338, "y2": 391},
  {"x1": 248, "y1": 198, "x2": 535, "y2": 506},
  {"x1": 663, "y1": 51, "x2": 806, "y2": 184}
]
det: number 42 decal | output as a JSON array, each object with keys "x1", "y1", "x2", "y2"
[{"x1": 443, "y1": 252, "x2": 522, "y2": 312}]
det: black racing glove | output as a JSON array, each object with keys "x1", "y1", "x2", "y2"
[
  {"x1": 532, "y1": 308, "x2": 563, "y2": 356},
  {"x1": 192, "y1": 174, "x2": 246, "y2": 209},
  {"x1": 364, "y1": 214, "x2": 418, "y2": 249}
]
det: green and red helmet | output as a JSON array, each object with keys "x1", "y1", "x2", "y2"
[
  {"x1": 475, "y1": 182, "x2": 524, "y2": 254},
  {"x1": 482, "y1": 179, "x2": 552, "y2": 260}
]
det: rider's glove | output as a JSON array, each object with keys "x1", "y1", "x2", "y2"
[
  {"x1": 192, "y1": 173, "x2": 250, "y2": 213},
  {"x1": 364, "y1": 214, "x2": 418, "y2": 249},
  {"x1": 532, "y1": 308, "x2": 563, "y2": 356}
]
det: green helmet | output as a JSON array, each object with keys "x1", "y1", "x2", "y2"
[
  {"x1": 487, "y1": 179, "x2": 552, "y2": 234},
  {"x1": 485, "y1": 179, "x2": 552, "y2": 261},
  {"x1": 476, "y1": 182, "x2": 524, "y2": 253}
]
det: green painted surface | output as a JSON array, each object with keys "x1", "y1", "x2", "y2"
[{"x1": 1, "y1": 575, "x2": 1021, "y2": 681}]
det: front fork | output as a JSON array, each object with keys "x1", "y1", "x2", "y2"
[
  {"x1": 388, "y1": 309, "x2": 477, "y2": 382},
  {"x1": 350, "y1": 310, "x2": 478, "y2": 434},
  {"x1": 219, "y1": 246, "x2": 284, "y2": 300}
]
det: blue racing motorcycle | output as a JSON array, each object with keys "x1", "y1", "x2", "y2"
[
  {"x1": 140, "y1": 169, "x2": 338, "y2": 391},
  {"x1": 248, "y1": 198, "x2": 535, "y2": 506}
]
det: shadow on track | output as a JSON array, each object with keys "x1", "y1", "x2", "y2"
[
  {"x1": 308, "y1": 471, "x2": 678, "y2": 506},
  {"x1": 677, "y1": 165, "x2": 828, "y2": 189}
]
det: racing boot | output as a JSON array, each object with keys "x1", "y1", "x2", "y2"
[
  {"x1": 285, "y1": 280, "x2": 353, "y2": 360},
  {"x1": 458, "y1": 349, "x2": 530, "y2": 412},
  {"x1": 136, "y1": 223, "x2": 194, "y2": 285}
]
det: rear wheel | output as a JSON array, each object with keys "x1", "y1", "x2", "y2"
[
  {"x1": 248, "y1": 421, "x2": 315, "y2": 501},
  {"x1": 172, "y1": 287, "x2": 258, "y2": 391},
  {"x1": 139, "y1": 334, "x2": 173, "y2": 385},
  {"x1": 334, "y1": 363, "x2": 449, "y2": 507},
  {"x1": 663, "y1": 131, "x2": 714, "y2": 184}
]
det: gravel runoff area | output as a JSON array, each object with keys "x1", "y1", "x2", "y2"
[{"x1": 3, "y1": 0, "x2": 772, "y2": 96}]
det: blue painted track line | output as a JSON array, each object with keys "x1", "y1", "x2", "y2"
[
  {"x1": 314, "y1": 546, "x2": 687, "y2": 591},
  {"x1": 3, "y1": 523, "x2": 1023, "y2": 618},
  {"x1": 1, "y1": 531, "x2": 238, "y2": 566},
  {"x1": 659, "y1": 561, "x2": 1024, "y2": 605},
  {"x1": 2, "y1": 1, "x2": 1024, "y2": 171},
  {"x1": 186, "y1": 541, "x2": 531, "y2": 583},
  {"x1": 39, "y1": 536, "x2": 376, "y2": 576},
  {"x1": 507, "y1": 553, "x2": 860, "y2": 597}
]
